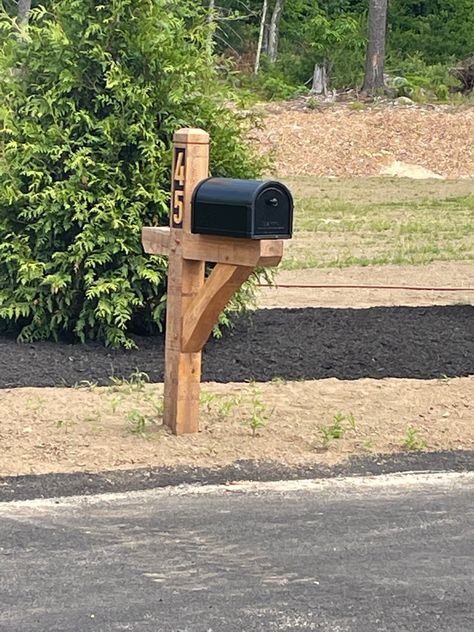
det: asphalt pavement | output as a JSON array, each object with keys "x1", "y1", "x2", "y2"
[{"x1": 1, "y1": 473, "x2": 473, "y2": 631}]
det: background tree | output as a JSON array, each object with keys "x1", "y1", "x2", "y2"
[
  {"x1": 267, "y1": 0, "x2": 285, "y2": 63},
  {"x1": 362, "y1": 0, "x2": 388, "y2": 94},
  {"x1": 254, "y1": 0, "x2": 268, "y2": 73},
  {"x1": 16, "y1": 0, "x2": 31, "y2": 25}
]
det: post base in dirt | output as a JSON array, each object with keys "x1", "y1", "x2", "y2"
[
  {"x1": 142, "y1": 128, "x2": 284, "y2": 435},
  {"x1": 163, "y1": 249, "x2": 205, "y2": 433}
]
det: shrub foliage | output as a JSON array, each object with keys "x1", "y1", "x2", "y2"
[{"x1": 0, "y1": 0, "x2": 258, "y2": 347}]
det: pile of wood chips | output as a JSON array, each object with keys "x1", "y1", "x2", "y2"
[{"x1": 251, "y1": 102, "x2": 474, "y2": 178}]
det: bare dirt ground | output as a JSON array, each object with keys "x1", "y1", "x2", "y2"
[
  {"x1": 257, "y1": 262, "x2": 474, "y2": 309},
  {"x1": 252, "y1": 102, "x2": 474, "y2": 178},
  {"x1": 1, "y1": 377, "x2": 472, "y2": 477}
]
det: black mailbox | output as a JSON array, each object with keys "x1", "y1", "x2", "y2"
[{"x1": 191, "y1": 178, "x2": 293, "y2": 239}]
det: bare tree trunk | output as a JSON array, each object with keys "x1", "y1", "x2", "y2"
[
  {"x1": 361, "y1": 0, "x2": 388, "y2": 95},
  {"x1": 254, "y1": 0, "x2": 268, "y2": 75},
  {"x1": 267, "y1": 0, "x2": 285, "y2": 64},
  {"x1": 310, "y1": 64, "x2": 328, "y2": 96},
  {"x1": 17, "y1": 0, "x2": 32, "y2": 26},
  {"x1": 206, "y1": 0, "x2": 215, "y2": 56}
]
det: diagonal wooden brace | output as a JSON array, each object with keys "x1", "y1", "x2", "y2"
[
  {"x1": 181, "y1": 263, "x2": 254, "y2": 353},
  {"x1": 142, "y1": 225, "x2": 283, "y2": 355}
]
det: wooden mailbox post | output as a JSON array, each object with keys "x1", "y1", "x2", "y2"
[{"x1": 142, "y1": 128, "x2": 284, "y2": 434}]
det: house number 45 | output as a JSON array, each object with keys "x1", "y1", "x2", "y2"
[{"x1": 172, "y1": 148, "x2": 186, "y2": 227}]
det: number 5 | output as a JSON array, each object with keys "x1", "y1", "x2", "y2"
[{"x1": 173, "y1": 190, "x2": 184, "y2": 225}]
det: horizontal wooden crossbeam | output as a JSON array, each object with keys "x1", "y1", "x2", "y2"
[{"x1": 142, "y1": 226, "x2": 283, "y2": 267}]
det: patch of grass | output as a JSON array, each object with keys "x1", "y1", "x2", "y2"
[
  {"x1": 279, "y1": 177, "x2": 474, "y2": 270},
  {"x1": 109, "y1": 370, "x2": 150, "y2": 393},
  {"x1": 200, "y1": 390, "x2": 218, "y2": 414},
  {"x1": 348, "y1": 101, "x2": 366, "y2": 111},
  {"x1": 271, "y1": 376, "x2": 288, "y2": 385},
  {"x1": 402, "y1": 425, "x2": 428, "y2": 451}
]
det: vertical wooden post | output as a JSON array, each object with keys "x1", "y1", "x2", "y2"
[{"x1": 164, "y1": 128, "x2": 209, "y2": 434}]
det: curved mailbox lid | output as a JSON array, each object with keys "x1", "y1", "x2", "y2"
[{"x1": 192, "y1": 178, "x2": 265, "y2": 207}]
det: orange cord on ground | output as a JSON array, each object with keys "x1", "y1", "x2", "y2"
[{"x1": 257, "y1": 284, "x2": 474, "y2": 292}]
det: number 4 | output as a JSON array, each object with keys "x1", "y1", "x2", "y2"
[{"x1": 174, "y1": 150, "x2": 185, "y2": 185}]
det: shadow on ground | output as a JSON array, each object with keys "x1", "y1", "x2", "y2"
[
  {"x1": 0, "y1": 305, "x2": 472, "y2": 388},
  {"x1": 1, "y1": 450, "x2": 474, "y2": 502}
]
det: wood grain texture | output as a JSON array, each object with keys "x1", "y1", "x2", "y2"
[
  {"x1": 182, "y1": 233, "x2": 284, "y2": 267},
  {"x1": 143, "y1": 127, "x2": 285, "y2": 435},
  {"x1": 143, "y1": 228, "x2": 283, "y2": 268},
  {"x1": 163, "y1": 129, "x2": 209, "y2": 434},
  {"x1": 181, "y1": 263, "x2": 254, "y2": 353},
  {"x1": 141, "y1": 226, "x2": 171, "y2": 256}
]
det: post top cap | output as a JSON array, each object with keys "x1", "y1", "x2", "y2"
[{"x1": 173, "y1": 128, "x2": 210, "y2": 145}]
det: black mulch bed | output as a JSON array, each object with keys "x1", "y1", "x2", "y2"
[
  {"x1": 0, "y1": 305, "x2": 472, "y2": 388},
  {"x1": 1, "y1": 450, "x2": 473, "y2": 502}
]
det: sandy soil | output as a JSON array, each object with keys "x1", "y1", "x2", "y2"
[
  {"x1": 257, "y1": 262, "x2": 474, "y2": 309},
  {"x1": 1, "y1": 377, "x2": 472, "y2": 477}
]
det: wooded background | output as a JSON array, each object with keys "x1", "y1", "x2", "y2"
[{"x1": 205, "y1": 0, "x2": 474, "y2": 99}]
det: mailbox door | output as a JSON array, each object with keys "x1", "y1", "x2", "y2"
[{"x1": 254, "y1": 185, "x2": 292, "y2": 238}]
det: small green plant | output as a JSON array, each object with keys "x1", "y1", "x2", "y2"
[
  {"x1": 319, "y1": 412, "x2": 357, "y2": 448},
  {"x1": 216, "y1": 395, "x2": 240, "y2": 420},
  {"x1": 151, "y1": 398, "x2": 164, "y2": 418},
  {"x1": 55, "y1": 419, "x2": 73, "y2": 433},
  {"x1": 320, "y1": 416, "x2": 345, "y2": 448},
  {"x1": 245, "y1": 385, "x2": 271, "y2": 438},
  {"x1": 73, "y1": 380, "x2": 98, "y2": 391},
  {"x1": 200, "y1": 390, "x2": 239, "y2": 421},
  {"x1": 200, "y1": 390, "x2": 218, "y2": 414},
  {"x1": 346, "y1": 413, "x2": 357, "y2": 432},
  {"x1": 110, "y1": 395, "x2": 122, "y2": 414},
  {"x1": 109, "y1": 376, "x2": 129, "y2": 390},
  {"x1": 271, "y1": 377, "x2": 287, "y2": 386},
  {"x1": 402, "y1": 426, "x2": 427, "y2": 451},
  {"x1": 306, "y1": 97, "x2": 321, "y2": 110},
  {"x1": 129, "y1": 369, "x2": 150, "y2": 392},
  {"x1": 109, "y1": 370, "x2": 149, "y2": 393},
  {"x1": 349, "y1": 101, "x2": 365, "y2": 111},
  {"x1": 362, "y1": 439, "x2": 374, "y2": 452},
  {"x1": 143, "y1": 391, "x2": 165, "y2": 418},
  {"x1": 126, "y1": 409, "x2": 150, "y2": 436}
]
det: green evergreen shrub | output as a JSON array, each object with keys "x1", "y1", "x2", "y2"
[{"x1": 0, "y1": 0, "x2": 259, "y2": 347}]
